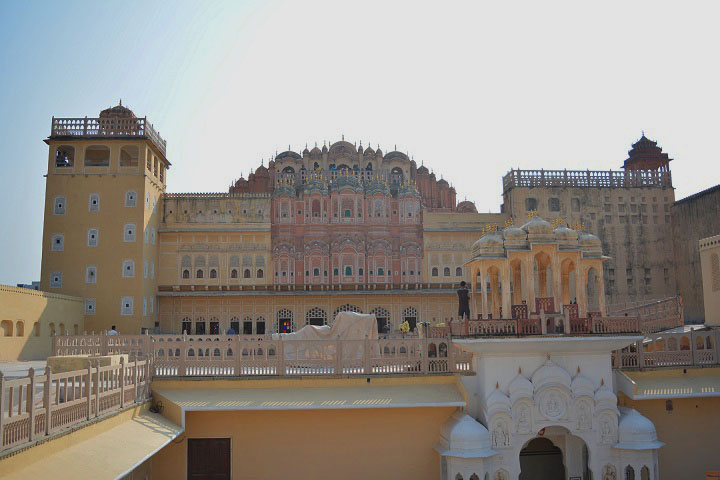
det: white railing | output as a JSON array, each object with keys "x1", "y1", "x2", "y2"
[
  {"x1": 52, "y1": 334, "x2": 473, "y2": 377},
  {"x1": 51, "y1": 116, "x2": 167, "y2": 156},
  {"x1": 613, "y1": 329, "x2": 720, "y2": 369},
  {"x1": 0, "y1": 358, "x2": 151, "y2": 453}
]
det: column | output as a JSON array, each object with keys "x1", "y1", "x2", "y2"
[
  {"x1": 597, "y1": 265, "x2": 607, "y2": 316},
  {"x1": 577, "y1": 266, "x2": 588, "y2": 318},
  {"x1": 525, "y1": 257, "x2": 536, "y2": 311},
  {"x1": 501, "y1": 266, "x2": 512, "y2": 320},
  {"x1": 552, "y1": 254, "x2": 562, "y2": 313},
  {"x1": 481, "y1": 268, "x2": 489, "y2": 320}
]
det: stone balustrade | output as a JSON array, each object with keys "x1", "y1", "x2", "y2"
[
  {"x1": 502, "y1": 168, "x2": 672, "y2": 192},
  {"x1": 51, "y1": 116, "x2": 167, "y2": 156},
  {"x1": 613, "y1": 329, "x2": 720, "y2": 369},
  {"x1": 607, "y1": 296, "x2": 684, "y2": 334},
  {"x1": 0, "y1": 359, "x2": 151, "y2": 453},
  {"x1": 52, "y1": 334, "x2": 473, "y2": 377}
]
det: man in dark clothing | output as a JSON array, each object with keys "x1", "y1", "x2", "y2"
[{"x1": 457, "y1": 281, "x2": 471, "y2": 321}]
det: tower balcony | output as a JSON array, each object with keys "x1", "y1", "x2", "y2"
[{"x1": 50, "y1": 116, "x2": 167, "y2": 157}]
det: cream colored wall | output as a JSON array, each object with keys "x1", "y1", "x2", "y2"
[
  {"x1": 158, "y1": 292, "x2": 460, "y2": 333},
  {"x1": 422, "y1": 211, "x2": 508, "y2": 284},
  {"x1": 40, "y1": 139, "x2": 165, "y2": 334},
  {"x1": 151, "y1": 407, "x2": 454, "y2": 480},
  {"x1": 158, "y1": 230, "x2": 271, "y2": 288},
  {"x1": 0, "y1": 285, "x2": 83, "y2": 361},
  {"x1": 504, "y1": 186, "x2": 676, "y2": 308},
  {"x1": 699, "y1": 235, "x2": 720, "y2": 326},
  {"x1": 619, "y1": 394, "x2": 720, "y2": 480}
]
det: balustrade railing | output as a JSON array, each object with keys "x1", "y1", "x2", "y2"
[
  {"x1": 502, "y1": 168, "x2": 672, "y2": 192},
  {"x1": 607, "y1": 296, "x2": 684, "y2": 334},
  {"x1": 0, "y1": 358, "x2": 151, "y2": 453},
  {"x1": 612, "y1": 329, "x2": 720, "y2": 369},
  {"x1": 52, "y1": 334, "x2": 472, "y2": 377},
  {"x1": 51, "y1": 117, "x2": 167, "y2": 156}
]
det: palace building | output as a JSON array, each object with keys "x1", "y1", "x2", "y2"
[{"x1": 3, "y1": 104, "x2": 719, "y2": 479}]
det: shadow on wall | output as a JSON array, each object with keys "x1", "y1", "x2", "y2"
[{"x1": 0, "y1": 286, "x2": 84, "y2": 361}]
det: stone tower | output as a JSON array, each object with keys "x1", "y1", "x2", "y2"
[{"x1": 40, "y1": 103, "x2": 169, "y2": 333}]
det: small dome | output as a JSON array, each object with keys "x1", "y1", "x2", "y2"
[
  {"x1": 456, "y1": 201, "x2": 477, "y2": 213},
  {"x1": 508, "y1": 372, "x2": 533, "y2": 403},
  {"x1": 554, "y1": 225, "x2": 579, "y2": 244},
  {"x1": 310, "y1": 146, "x2": 322, "y2": 156},
  {"x1": 531, "y1": 360, "x2": 571, "y2": 390},
  {"x1": 302, "y1": 147, "x2": 310, "y2": 155},
  {"x1": 503, "y1": 225, "x2": 527, "y2": 242},
  {"x1": 276, "y1": 150, "x2": 302, "y2": 161},
  {"x1": 616, "y1": 409, "x2": 665, "y2": 450},
  {"x1": 364, "y1": 146, "x2": 375, "y2": 156},
  {"x1": 322, "y1": 144, "x2": 328, "y2": 153},
  {"x1": 579, "y1": 232, "x2": 602, "y2": 252},
  {"x1": 99, "y1": 102, "x2": 136, "y2": 118},
  {"x1": 255, "y1": 164, "x2": 268, "y2": 175},
  {"x1": 375, "y1": 147, "x2": 383, "y2": 156},
  {"x1": 521, "y1": 216, "x2": 553, "y2": 235},
  {"x1": 437, "y1": 178, "x2": 449, "y2": 187},
  {"x1": 357, "y1": 145, "x2": 364, "y2": 154},
  {"x1": 384, "y1": 151, "x2": 409, "y2": 161},
  {"x1": 436, "y1": 412, "x2": 496, "y2": 458},
  {"x1": 471, "y1": 232, "x2": 504, "y2": 257},
  {"x1": 417, "y1": 165, "x2": 429, "y2": 175},
  {"x1": 571, "y1": 371, "x2": 595, "y2": 398},
  {"x1": 486, "y1": 386, "x2": 511, "y2": 415},
  {"x1": 594, "y1": 382, "x2": 617, "y2": 407}
]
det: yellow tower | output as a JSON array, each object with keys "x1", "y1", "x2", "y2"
[{"x1": 40, "y1": 103, "x2": 169, "y2": 334}]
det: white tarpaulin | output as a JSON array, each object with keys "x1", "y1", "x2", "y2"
[{"x1": 271, "y1": 312, "x2": 379, "y2": 360}]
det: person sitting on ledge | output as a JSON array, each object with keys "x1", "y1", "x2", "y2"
[
  {"x1": 108, "y1": 325, "x2": 118, "y2": 335},
  {"x1": 226, "y1": 326, "x2": 237, "y2": 335}
]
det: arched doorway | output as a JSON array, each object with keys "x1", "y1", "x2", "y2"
[{"x1": 519, "y1": 437, "x2": 564, "y2": 480}]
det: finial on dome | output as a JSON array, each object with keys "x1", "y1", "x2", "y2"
[
  {"x1": 342, "y1": 134, "x2": 344, "y2": 141},
  {"x1": 600, "y1": 378, "x2": 605, "y2": 386},
  {"x1": 577, "y1": 366, "x2": 581, "y2": 374},
  {"x1": 119, "y1": 98, "x2": 122, "y2": 106},
  {"x1": 518, "y1": 367, "x2": 522, "y2": 374},
  {"x1": 546, "y1": 353, "x2": 551, "y2": 360},
  {"x1": 394, "y1": 144, "x2": 397, "y2": 150},
  {"x1": 495, "y1": 381, "x2": 500, "y2": 389}
]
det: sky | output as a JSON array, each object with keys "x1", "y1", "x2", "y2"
[{"x1": 0, "y1": 0, "x2": 719, "y2": 285}]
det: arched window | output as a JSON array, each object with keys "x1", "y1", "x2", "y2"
[
  {"x1": 196, "y1": 269, "x2": 204, "y2": 279},
  {"x1": 641, "y1": 466, "x2": 650, "y2": 480},
  {"x1": 120, "y1": 146, "x2": 139, "y2": 167},
  {"x1": 244, "y1": 269, "x2": 251, "y2": 279},
  {"x1": 182, "y1": 269, "x2": 190, "y2": 279},
  {"x1": 432, "y1": 267, "x2": 439, "y2": 277},
  {"x1": 333, "y1": 304, "x2": 362, "y2": 324},
  {"x1": 625, "y1": 466, "x2": 635, "y2": 480},
  {"x1": 257, "y1": 269, "x2": 264, "y2": 278},
  {"x1": 209, "y1": 269, "x2": 217, "y2": 279},
  {"x1": 306, "y1": 307, "x2": 327, "y2": 326},
  {"x1": 84, "y1": 145, "x2": 110, "y2": 167},
  {"x1": 456, "y1": 267, "x2": 463, "y2": 276},
  {"x1": 470, "y1": 475, "x2": 479, "y2": 480},
  {"x1": 33, "y1": 322, "x2": 40, "y2": 337},
  {"x1": 54, "y1": 145, "x2": 75, "y2": 167},
  {"x1": 402, "y1": 306, "x2": 419, "y2": 331},
  {"x1": 231, "y1": 269, "x2": 238, "y2": 279},
  {"x1": 15, "y1": 321, "x2": 24, "y2": 337},
  {"x1": 49, "y1": 322, "x2": 56, "y2": 336},
  {"x1": 276, "y1": 309, "x2": 294, "y2": 333},
  {"x1": 344, "y1": 266, "x2": 352, "y2": 276},
  {"x1": 456, "y1": 475, "x2": 464, "y2": 480},
  {"x1": 1, "y1": 320, "x2": 13, "y2": 337},
  {"x1": 370, "y1": 307, "x2": 391, "y2": 333},
  {"x1": 444, "y1": 267, "x2": 451, "y2": 276}
]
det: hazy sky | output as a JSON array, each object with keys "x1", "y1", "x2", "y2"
[{"x1": 1, "y1": 0, "x2": 719, "y2": 285}]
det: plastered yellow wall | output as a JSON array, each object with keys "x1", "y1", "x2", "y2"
[
  {"x1": 0, "y1": 285, "x2": 84, "y2": 361},
  {"x1": 151, "y1": 406, "x2": 454, "y2": 480},
  {"x1": 619, "y1": 395, "x2": 720, "y2": 480},
  {"x1": 40, "y1": 139, "x2": 165, "y2": 334}
]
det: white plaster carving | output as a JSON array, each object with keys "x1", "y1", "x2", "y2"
[{"x1": 602, "y1": 464, "x2": 617, "y2": 480}]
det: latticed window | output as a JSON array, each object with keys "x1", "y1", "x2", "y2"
[
  {"x1": 333, "y1": 304, "x2": 362, "y2": 323},
  {"x1": 276, "y1": 309, "x2": 294, "y2": 333},
  {"x1": 712, "y1": 253, "x2": 720, "y2": 291},
  {"x1": 306, "y1": 307, "x2": 327, "y2": 326}
]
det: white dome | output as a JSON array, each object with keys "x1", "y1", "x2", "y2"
[
  {"x1": 579, "y1": 232, "x2": 602, "y2": 254},
  {"x1": 486, "y1": 386, "x2": 511, "y2": 415},
  {"x1": 508, "y1": 372, "x2": 534, "y2": 403},
  {"x1": 435, "y1": 412, "x2": 497, "y2": 458},
  {"x1": 554, "y1": 225, "x2": 579, "y2": 245},
  {"x1": 571, "y1": 371, "x2": 595, "y2": 398},
  {"x1": 531, "y1": 360, "x2": 571, "y2": 390},
  {"x1": 615, "y1": 409, "x2": 665, "y2": 450},
  {"x1": 503, "y1": 225, "x2": 527, "y2": 240},
  {"x1": 594, "y1": 382, "x2": 618, "y2": 414}
]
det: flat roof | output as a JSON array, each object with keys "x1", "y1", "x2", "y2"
[
  {"x1": 1, "y1": 411, "x2": 182, "y2": 480},
  {"x1": 155, "y1": 383, "x2": 465, "y2": 414},
  {"x1": 616, "y1": 368, "x2": 720, "y2": 400}
]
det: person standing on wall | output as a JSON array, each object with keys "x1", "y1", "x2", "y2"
[{"x1": 457, "y1": 281, "x2": 471, "y2": 335}]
